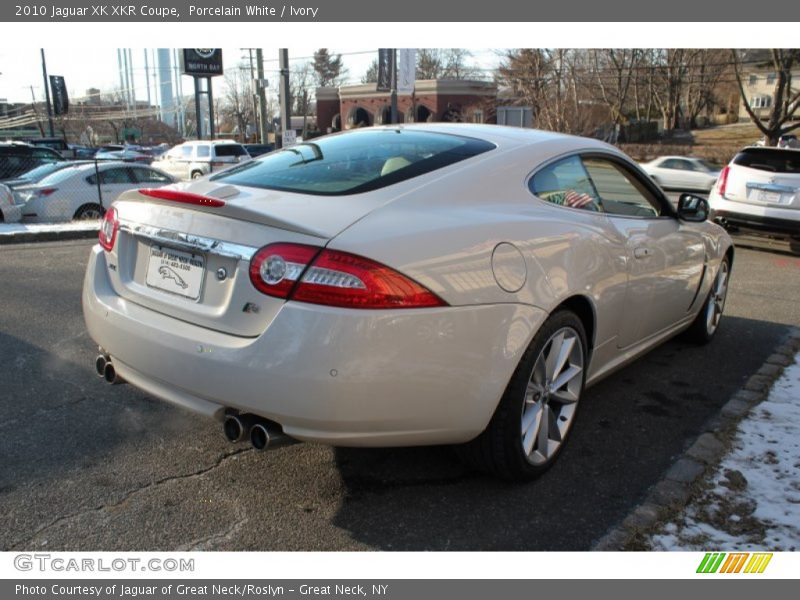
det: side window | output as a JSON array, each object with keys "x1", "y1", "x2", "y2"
[
  {"x1": 196, "y1": 145, "x2": 211, "y2": 158},
  {"x1": 181, "y1": 145, "x2": 193, "y2": 159},
  {"x1": 530, "y1": 155, "x2": 602, "y2": 212},
  {"x1": 132, "y1": 167, "x2": 171, "y2": 183},
  {"x1": 661, "y1": 158, "x2": 680, "y2": 169},
  {"x1": 98, "y1": 168, "x2": 134, "y2": 185},
  {"x1": 582, "y1": 157, "x2": 662, "y2": 218}
]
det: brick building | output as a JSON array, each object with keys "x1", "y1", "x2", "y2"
[{"x1": 316, "y1": 79, "x2": 498, "y2": 133}]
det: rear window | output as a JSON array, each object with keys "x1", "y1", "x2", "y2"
[
  {"x1": 209, "y1": 129, "x2": 495, "y2": 195},
  {"x1": 733, "y1": 148, "x2": 800, "y2": 173},
  {"x1": 213, "y1": 144, "x2": 247, "y2": 157}
]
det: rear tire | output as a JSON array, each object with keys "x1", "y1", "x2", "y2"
[
  {"x1": 73, "y1": 203, "x2": 105, "y2": 220},
  {"x1": 191, "y1": 171, "x2": 203, "y2": 180},
  {"x1": 458, "y1": 310, "x2": 588, "y2": 481},
  {"x1": 683, "y1": 256, "x2": 730, "y2": 344}
]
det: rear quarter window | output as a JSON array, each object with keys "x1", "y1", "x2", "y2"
[
  {"x1": 213, "y1": 144, "x2": 247, "y2": 157},
  {"x1": 733, "y1": 149, "x2": 800, "y2": 173}
]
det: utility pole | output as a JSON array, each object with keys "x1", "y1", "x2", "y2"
[
  {"x1": 278, "y1": 49, "x2": 291, "y2": 148},
  {"x1": 256, "y1": 48, "x2": 269, "y2": 145},
  {"x1": 207, "y1": 77, "x2": 215, "y2": 139},
  {"x1": 390, "y1": 48, "x2": 398, "y2": 124},
  {"x1": 40, "y1": 49, "x2": 54, "y2": 137}
]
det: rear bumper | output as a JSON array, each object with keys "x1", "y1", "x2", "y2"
[
  {"x1": 83, "y1": 245, "x2": 545, "y2": 446},
  {"x1": 708, "y1": 195, "x2": 800, "y2": 237}
]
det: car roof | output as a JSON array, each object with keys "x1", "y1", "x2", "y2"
[
  {"x1": 180, "y1": 139, "x2": 242, "y2": 146},
  {"x1": 354, "y1": 123, "x2": 617, "y2": 153}
]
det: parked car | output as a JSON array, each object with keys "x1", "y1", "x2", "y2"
[
  {"x1": 0, "y1": 183, "x2": 22, "y2": 223},
  {"x1": 709, "y1": 146, "x2": 800, "y2": 254},
  {"x1": 641, "y1": 156, "x2": 720, "y2": 191},
  {"x1": 25, "y1": 136, "x2": 75, "y2": 158},
  {"x1": 95, "y1": 149, "x2": 153, "y2": 163},
  {"x1": 152, "y1": 140, "x2": 252, "y2": 180},
  {"x1": 0, "y1": 142, "x2": 63, "y2": 180},
  {"x1": 83, "y1": 124, "x2": 732, "y2": 480},
  {"x1": 243, "y1": 143, "x2": 275, "y2": 158},
  {"x1": 1, "y1": 160, "x2": 93, "y2": 189},
  {"x1": 16, "y1": 161, "x2": 177, "y2": 222},
  {"x1": 778, "y1": 134, "x2": 799, "y2": 149}
]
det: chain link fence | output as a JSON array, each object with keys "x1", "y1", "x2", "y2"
[{"x1": 0, "y1": 153, "x2": 172, "y2": 224}]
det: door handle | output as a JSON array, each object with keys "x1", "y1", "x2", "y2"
[{"x1": 633, "y1": 247, "x2": 653, "y2": 259}]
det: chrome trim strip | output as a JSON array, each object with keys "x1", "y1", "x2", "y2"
[
  {"x1": 119, "y1": 220, "x2": 258, "y2": 261},
  {"x1": 746, "y1": 182, "x2": 797, "y2": 194}
]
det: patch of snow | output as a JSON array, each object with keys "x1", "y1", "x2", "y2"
[{"x1": 651, "y1": 351, "x2": 800, "y2": 551}]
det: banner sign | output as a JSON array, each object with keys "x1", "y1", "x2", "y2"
[
  {"x1": 397, "y1": 49, "x2": 416, "y2": 95},
  {"x1": 376, "y1": 49, "x2": 393, "y2": 92},
  {"x1": 49, "y1": 75, "x2": 69, "y2": 115}
]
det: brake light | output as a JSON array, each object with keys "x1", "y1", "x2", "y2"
[
  {"x1": 99, "y1": 206, "x2": 119, "y2": 251},
  {"x1": 249, "y1": 243, "x2": 447, "y2": 309},
  {"x1": 249, "y1": 243, "x2": 321, "y2": 299},
  {"x1": 717, "y1": 165, "x2": 730, "y2": 198},
  {"x1": 39, "y1": 188, "x2": 58, "y2": 197},
  {"x1": 137, "y1": 188, "x2": 225, "y2": 207}
]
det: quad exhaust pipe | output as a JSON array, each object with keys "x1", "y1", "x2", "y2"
[
  {"x1": 95, "y1": 354, "x2": 125, "y2": 385},
  {"x1": 223, "y1": 413, "x2": 296, "y2": 451}
]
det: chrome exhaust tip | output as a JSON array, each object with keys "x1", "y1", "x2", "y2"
[
  {"x1": 95, "y1": 355, "x2": 107, "y2": 378},
  {"x1": 223, "y1": 414, "x2": 256, "y2": 443},
  {"x1": 102, "y1": 360, "x2": 125, "y2": 385},
  {"x1": 250, "y1": 422, "x2": 271, "y2": 451},
  {"x1": 249, "y1": 421, "x2": 297, "y2": 451}
]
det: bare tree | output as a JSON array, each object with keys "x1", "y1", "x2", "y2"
[
  {"x1": 589, "y1": 49, "x2": 641, "y2": 127},
  {"x1": 221, "y1": 66, "x2": 255, "y2": 142},
  {"x1": 649, "y1": 49, "x2": 701, "y2": 131},
  {"x1": 290, "y1": 62, "x2": 315, "y2": 136},
  {"x1": 361, "y1": 59, "x2": 378, "y2": 84},
  {"x1": 733, "y1": 49, "x2": 800, "y2": 145}
]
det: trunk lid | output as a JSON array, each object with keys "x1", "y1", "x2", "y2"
[{"x1": 104, "y1": 181, "x2": 384, "y2": 337}]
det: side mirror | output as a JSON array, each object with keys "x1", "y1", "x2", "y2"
[{"x1": 677, "y1": 193, "x2": 709, "y2": 222}]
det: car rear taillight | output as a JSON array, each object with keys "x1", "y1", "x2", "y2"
[
  {"x1": 717, "y1": 165, "x2": 730, "y2": 198},
  {"x1": 38, "y1": 187, "x2": 58, "y2": 197},
  {"x1": 99, "y1": 206, "x2": 119, "y2": 251},
  {"x1": 137, "y1": 188, "x2": 225, "y2": 207},
  {"x1": 249, "y1": 243, "x2": 321, "y2": 299},
  {"x1": 249, "y1": 243, "x2": 447, "y2": 309}
]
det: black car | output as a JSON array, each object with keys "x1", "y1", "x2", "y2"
[
  {"x1": 243, "y1": 143, "x2": 275, "y2": 157},
  {"x1": 0, "y1": 143, "x2": 63, "y2": 181}
]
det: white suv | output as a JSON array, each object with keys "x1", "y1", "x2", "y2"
[
  {"x1": 708, "y1": 146, "x2": 800, "y2": 254},
  {"x1": 152, "y1": 140, "x2": 251, "y2": 181}
]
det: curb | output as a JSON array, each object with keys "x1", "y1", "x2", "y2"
[
  {"x1": 593, "y1": 325, "x2": 800, "y2": 551},
  {"x1": 0, "y1": 229, "x2": 99, "y2": 245}
]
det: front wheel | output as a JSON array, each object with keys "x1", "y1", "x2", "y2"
[
  {"x1": 683, "y1": 256, "x2": 730, "y2": 344},
  {"x1": 458, "y1": 310, "x2": 587, "y2": 480}
]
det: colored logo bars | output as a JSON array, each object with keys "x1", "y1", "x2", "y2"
[{"x1": 697, "y1": 552, "x2": 773, "y2": 574}]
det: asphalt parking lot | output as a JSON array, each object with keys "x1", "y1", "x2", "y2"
[{"x1": 1, "y1": 238, "x2": 798, "y2": 551}]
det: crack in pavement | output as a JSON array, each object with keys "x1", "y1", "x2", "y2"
[
  {"x1": 178, "y1": 517, "x2": 250, "y2": 551},
  {"x1": 8, "y1": 447, "x2": 255, "y2": 550}
]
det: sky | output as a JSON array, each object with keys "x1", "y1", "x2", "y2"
[{"x1": 0, "y1": 48, "x2": 502, "y2": 106}]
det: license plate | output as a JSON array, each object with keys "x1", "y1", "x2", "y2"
[
  {"x1": 752, "y1": 189, "x2": 782, "y2": 204},
  {"x1": 145, "y1": 246, "x2": 205, "y2": 300}
]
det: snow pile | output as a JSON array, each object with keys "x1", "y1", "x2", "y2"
[{"x1": 652, "y1": 352, "x2": 800, "y2": 551}]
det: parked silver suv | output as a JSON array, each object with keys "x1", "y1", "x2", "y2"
[
  {"x1": 152, "y1": 140, "x2": 251, "y2": 181},
  {"x1": 708, "y1": 146, "x2": 800, "y2": 254}
]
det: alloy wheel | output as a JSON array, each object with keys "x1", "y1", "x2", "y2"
[{"x1": 521, "y1": 327, "x2": 584, "y2": 466}]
